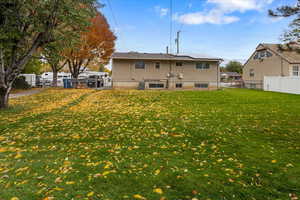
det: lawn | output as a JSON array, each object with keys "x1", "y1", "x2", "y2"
[{"x1": 0, "y1": 89, "x2": 300, "y2": 200}]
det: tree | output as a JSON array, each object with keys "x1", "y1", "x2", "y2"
[
  {"x1": 269, "y1": 2, "x2": 300, "y2": 43},
  {"x1": 22, "y1": 57, "x2": 43, "y2": 75},
  {"x1": 225, "y1": 61, "x2": 243, "y2": 74},
  {"x1": 43, "y1": 44, "x2": 68, "y2": 87},
  {"x1": 0, "y1": 0, "x2": 96, "y2": 109},
  {"x1": 99, "y1": 64, "x2": 106, "y2": 72},
  {"x1": 64, "y1": 13, "x2": 116, "y2": 88}
]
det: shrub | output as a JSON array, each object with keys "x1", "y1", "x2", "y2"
[{"x1": 12, "y1": 76, "x2": 31, "y2": 89}]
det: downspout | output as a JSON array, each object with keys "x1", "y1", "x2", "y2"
[
  {"x1": 281, "y1": 57, "x2": 284, "y2": 76},
  {"x1": 168, "y1": 59, "x2": 172, "y2": 89}
]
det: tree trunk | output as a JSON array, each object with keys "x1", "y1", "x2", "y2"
[
  {"x1": 52, "y1": 69, "x2": 58, "y2": 87},
  {"x1": 0, "y1": 86, "x2": 11, "y2": 109},
  {"x1": 73, "y1": 76, "x2": 79, "y2": 89}
]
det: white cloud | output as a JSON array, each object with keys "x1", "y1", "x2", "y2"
[
  {"x1": 208, "y1": 0, "x2": 273, "y2": 12},
  {"x1": 176, "y1": 0, "x2": 274, "y2": 25},
  {"x1": 177, "y1": 9, "x2": 239, "y2": 25},
  {"x1": 155, "y1": 6, "x2": 169, "y2": 17}
]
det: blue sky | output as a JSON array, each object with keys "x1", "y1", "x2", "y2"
[{"x1": 100, "y1": 0, "x2": 295, "y2": 62}]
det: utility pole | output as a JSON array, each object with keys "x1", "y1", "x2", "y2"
[{"x1": 175, "y1": 31, "x2": 181, "y2": 54}]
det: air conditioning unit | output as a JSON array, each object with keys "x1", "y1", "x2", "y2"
[
  {"x1": 166, "y1": 73, "x2": 175, "y2": 78},
  {"x1": 178, "y1": 73, "x2": 183, "y2": 79}
]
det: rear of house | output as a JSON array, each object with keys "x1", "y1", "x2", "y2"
[
  {"x1": 112, "y1": 52, "x2": 223, "y2": 90},
  {"x1": 243, "y1": 43, "x2": 300, "y2": 89}
]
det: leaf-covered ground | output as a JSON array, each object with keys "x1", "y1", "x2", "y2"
[{"x1": 0, "y1": 89, "x2": 300, "y2": 200}]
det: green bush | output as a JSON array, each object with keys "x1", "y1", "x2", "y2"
[{"x1": 12, "y1": 76, "x2": 31, "y2": 89}]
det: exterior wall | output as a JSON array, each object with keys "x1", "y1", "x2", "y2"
[
  {"x1": 243, "y1": 48, "x2": 290, "y2": 89},
  {"x1": 112, "y1": 59, "x2": 220, "y2": 90}
]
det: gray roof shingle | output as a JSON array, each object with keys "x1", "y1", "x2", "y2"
[{"x1": 112, "y1": 52, "x2": 223, "y2": 62}]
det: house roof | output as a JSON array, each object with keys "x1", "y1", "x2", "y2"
[
  {"x1": 259, "y1": 43, "x2": 300, "y2": 64},
  {"x1": 112, "y1": 52, "x2": 223, "y2": 62}
]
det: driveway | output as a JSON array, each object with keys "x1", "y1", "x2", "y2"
[{"x1": 9, "y1": 89, "x2": 44, "y2": 99}]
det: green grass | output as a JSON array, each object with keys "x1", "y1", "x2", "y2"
[{"x1": 1, "y1": 89, "x2": 300, "y2": 200}]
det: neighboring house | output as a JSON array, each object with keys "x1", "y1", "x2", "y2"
[
  {"x1": 112, "y1": 52, "x2": 223, "y2": 90},
  {"x1": 243, "y1": 43, "x2": 300, "y2": 89},
  {"x1": 220, "y1": 72, "x2": 242, "y2": 82}
]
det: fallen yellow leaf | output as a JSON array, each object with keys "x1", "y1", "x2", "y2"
[
  {"x1": 43, "y1": 197, "x2": 54, "y2": 200},
  {"x1": 102, "y1": 171, "x2": 111, "y2": 176},
  {"x1": 66, "y1": 181, "x2": 75, "y2": 185},
  {"x1": 153, "y1": 188, "x2": 163, "y2": 194},
  {"x1": 11, "y1": 197, "x2": 19, "y2": 200},
  {"x1": 87, "y1": 191, "x2": 94, "y2": 197},
  {"x1": 272, "y1": 160, "x2": 277, "y2": 163},
  {"x1": 154, "y1": 169, "x2": 160, "y2": 175},
  {"x1": 14, "y1": 152, "x2": 22, "y2": 159},
  {"x1": 133, "y1": 194, "x2": 146, "y2": 199}
]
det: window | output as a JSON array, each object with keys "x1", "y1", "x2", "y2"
[
  {"x1": 195, "y1": 83, "x2": 209, "y2": 88},
  {"x1": 249, "y1": 69, "x2": 254, "y2": 77},
  {"x1": 196, "y1": 63, "x2": 210, "y2": 70},
  {"x1": 293, "y1": 66, "x2": 299, "y2": 76},
  {"x1": 254, "y1": 50, "x2": 272, "y2": 60},
  {"x1": 176, "y1": 62, "x2": 183, "y2": 67},
  {"x1": 250, "y1": 83, "x2": 256, "y2": 89},
  {"x1": 266, "y1": 51, "x2": 273, "y2": 57},
  {"x1": 155, "y1": 62, "x2": 160, "y2": 69},
  {"x1": 135, "y1": 61, "x2": 145, "y2": 69},
  {"x1": 149, "y1": 83, "x2": 164, "y2": 88},
  {"x1": 176, "y1": 83, "x2": 182, "y2": 88}
]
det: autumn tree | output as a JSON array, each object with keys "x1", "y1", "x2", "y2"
[
  {"x1": 0, "y1": 0, "x2": 97, "y2": 109},
  {"x1": 64, "y1": 13, "x2": 116, "y2": 88}
]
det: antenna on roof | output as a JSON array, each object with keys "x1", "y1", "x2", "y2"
[
  {"x1": 166, "y1": 46, "x2": 169, "y2": 54},
  {"x1": 175, "y1": 31, "x2": 181, "y2": 54}
]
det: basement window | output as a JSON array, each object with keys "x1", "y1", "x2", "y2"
[
  {"x1": 250, "y1": 83, "x2": 256, "y2": 89},
  {"x1": 195, "y1": 83, "x2": 209, "y2": 88},
  {"x1": 176, "y1": 83, "x2": 183, "y2": 88},
  {"x1": 149, "y1": 83, "x2": 164, "y2": 88}
]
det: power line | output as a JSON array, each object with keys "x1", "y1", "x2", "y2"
[
  {"x1": 178, "y1": 0, "x2": 190, "y2": 35},
  {"x1": 105, "y1": 0, "x2": 130, "y2": 52},
  {"x1": 106, "y1": 0, "x2": 119, "y2": 30},
  {"x1": 169, "y1": 0, "x2": 173, "y2": 54}
]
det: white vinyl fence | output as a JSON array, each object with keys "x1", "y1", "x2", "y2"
[{"x1": 264, "y1": 76, "x2": 300, "y2": 95}]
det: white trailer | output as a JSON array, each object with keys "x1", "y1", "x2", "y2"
[{"x1": 20, "y1": 74, "x2": 36, "y2": 87}]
